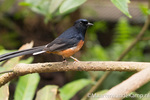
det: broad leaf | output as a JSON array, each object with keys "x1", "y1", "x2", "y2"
[
  {"x1": 19, "y1": 0, "x2": 86, "y2": 22},
  {"x1": 0, "y1": 83, "x2": 9, "y2": 100},
  {"x1": 49, "y1": 0, "x2": 64, "y2": 14},
  {"x1": 139, "y1": 4, "x2": 150, "y2": 16},
  {"x1": 14, "y1": 73, "x2": 40, "y2": 100},
  {"x1": 111, "y1": 0, "x2": 132, "y2": 18},
  {"x1": 59, "y1": 0, "x2": 87, "y2": 14},
  {"x1": 35, "y1": 85, "x2": 59, "y2": 100},
  {"x1": 19, "y1": 0, "x2": 51, "y2": 16},
  {"x1": 59, "y1": 79, "x2": 92, "y2": 100}
]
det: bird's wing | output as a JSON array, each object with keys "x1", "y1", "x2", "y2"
[{"x1": 43, "y1": 37, "x2": 79, "y2": 52}]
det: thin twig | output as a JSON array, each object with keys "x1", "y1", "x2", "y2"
[
  {"x1": 82, "y1": 71, "x2": 110, "y2": 99},
  {"x1": 82, "y1": 1, "x2": 150, "y2": 100},
  {"x1": 98, "y1": 66, "x2": 150, "y2": 100},
  {"x1": 141, "y1": 37, "x2": 150, "y2": 41},
  {"x1": 0, "y1": 61, "x2": 150, "y2": 87},
  {"x1": 117, "y1": 17, "x2": 150, "y2": 61}
]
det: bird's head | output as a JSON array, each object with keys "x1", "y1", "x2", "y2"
[{"x1": 74, "y1": 19, "x2": 93, "y2": 29}]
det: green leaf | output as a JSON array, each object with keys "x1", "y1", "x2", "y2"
[
  {"x1": 14, "y1": 73, "x2": 40, "y2": 100},
  {"x1": 35, "y1": 85, "x2": 59, "y2": 100},
  {"x1": 49, "y1": 0, "x2": 64, "y2": 14},
  {"x1": 114, "y1": 17, "x2": 131, "y2": 43},
  {"x1": 30, "y1": 0, "x2": 51, "y2": 15},
  {"x1": 148, "y1": 9, "x2": 150, "y2": 15},
  {"x1": 59, "y1": 0, "x2": 87, "y2": 14},
  {"x1": 19, "y1": 0, "x2": 86, "y2": 22},
  {"x1": 19, "y1": 0, "x2": 52, "y2": 21},
  {"x1": 59, "y1": 79, "x2": 92, "y2": 100},
  {"x1": 111, "y1": 0, "x2": 132, "y2": 18},
  {"x1": 19, "y1": 2, "x2": 31, "y2": 6},
  {"x1": 0, "y1": 83, "x2": 9, "y2": 100},
  {"x1": 0, "y1": 49, "x2": 16, "y2": 55},
  {"x1": 1, "y1": 56, "x2": 33, "y2": 71},
  {"x1": 91, "y1": 45, "x2": 109, "y2": 60},
  {"x1": 0, "y1": 49, "x2": 17, "y2": 65},
  {"x1": 139, "y1": 4, "x2": 150, "y2": 16},
  {"x1": 19, "y1": 57, "x2": 34, "y2": 64}
]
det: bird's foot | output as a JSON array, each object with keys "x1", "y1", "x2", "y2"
[
  {"x1": 70, "y1": 56, "x2": 80, "y2": 63},
  {"x1": 62, "y1": 57, "x2": 67, "y2": 63}
]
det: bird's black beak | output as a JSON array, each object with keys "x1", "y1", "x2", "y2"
[{"x1": 87, "y1": 22, "x2": 93, "y2": 26}]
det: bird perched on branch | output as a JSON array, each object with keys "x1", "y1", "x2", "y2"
[{"x1": 0, "y1": 19, "x2": 93, "y2": 62}]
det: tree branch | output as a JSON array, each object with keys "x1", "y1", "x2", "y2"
[
  {"x1": 117, "y1": 15, "x2": 150, "y2": 61},
  {"x1": 0, "y1": 61, "x2": 150, "y2": 87},
  {"x1": 98, "y1": 66, "x2": 150, "y2": 100},
  {"x1": 82, "y1": 1, "x2": 150, "y2": 100}
]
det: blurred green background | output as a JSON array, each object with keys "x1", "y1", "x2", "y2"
[{"x1": 0, "y1": 0, "x2": 150, "y2": 100}]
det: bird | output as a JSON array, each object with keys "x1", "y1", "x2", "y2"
[{"x1": 0, "y1": 19, "x2": 93, "y2": 62}]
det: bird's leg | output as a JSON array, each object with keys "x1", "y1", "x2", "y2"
[
  {"x1": 62, "y1": 56, "x2": 67, "y2": 63},
  {"x1": 70, "y1": 56, "x2": 79, "y2": 62}
]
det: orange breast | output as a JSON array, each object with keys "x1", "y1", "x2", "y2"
[{"x1": 53, "y1": 40, "x2": 84, "y2": 57}]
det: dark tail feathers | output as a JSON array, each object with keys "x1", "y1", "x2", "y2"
[{"x1": 0, "y1": 46, "x2": 45, "y2": 62}]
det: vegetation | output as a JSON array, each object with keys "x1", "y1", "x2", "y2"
[{"x1": 0, "y1": 0, "x2": 150, "y2": 100}]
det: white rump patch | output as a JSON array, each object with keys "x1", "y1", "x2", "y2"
[
  {"x1": 70, "y1": 46, "x2": 77, "y2": 50},
  {"x1": 33, "y1": 51, "x2": 45, "y2": 55}
]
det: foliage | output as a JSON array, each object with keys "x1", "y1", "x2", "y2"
[
  {"x1": 59, "y1": 79, "x2": 93, "y2": 100},
  {"x1": 14, "y1": 74, "x2": 40, "y2": 100},
  {"x1": 19, "y1": 0, "x2": 87, "y2": 23},
  {"x1": 111, "y1": 0, "x2": 132, "y2": 18},
  {"x1": 0, "y1": 49, "x2": 94, "y2": 100},
  {"x1": 0, "y1": 0, "x2": 150, "y2": 100},
  {"x1": 139, "y1": 4, "x2": 150, "y2": 16},
  {"x1": 35, "y1": 85, "x2": 58, "y2": 100},
  {"x1": 0, "y1": 32, "x2": 21, "y2": 49},
  {"x1": 82, "y1": 16, "x2": 150, "y2": 98},
  {"x1": 0, "y1": 84, "x2": 9, "y2": 100}
]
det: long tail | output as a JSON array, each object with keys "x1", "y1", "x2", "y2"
[{"x1": 0, "y1": 46, "x2": 45, "y2": 62}]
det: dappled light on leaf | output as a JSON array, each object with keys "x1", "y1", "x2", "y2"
[
  {"x1": 14, "y1": 73, "x2": 40, "y2": 100},
  {"x1": 59, "y1": 79, "x2": 93, "y2": 100},
  {"x1": 35, "y1": 85, "x2": 59, "y2": 100},
  {"x1": 111, "y1": 0, "x2": 132, "y2": 18}
]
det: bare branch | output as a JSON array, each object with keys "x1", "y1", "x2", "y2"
[
  {"x1": 82, "y1": 1, "x2": 150, "y2": 99},
  {"x1": 98, "y1": 66, "x2": 150, "y2": 100},
  {"x1": 0, "y1": 61, "x2": 150, "y2": 87}
]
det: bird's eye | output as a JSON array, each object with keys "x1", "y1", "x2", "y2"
[{"x1": 81, "y1": 21, "x2": 88, "y2": 24}]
